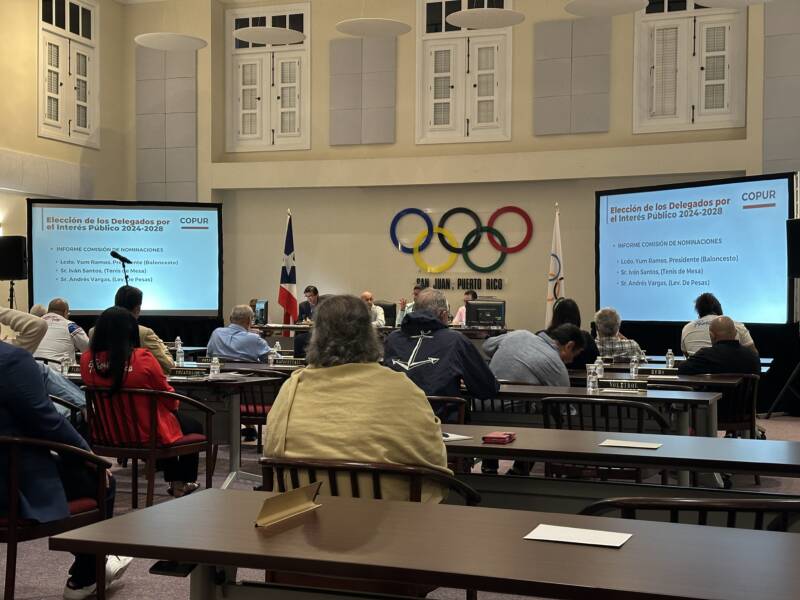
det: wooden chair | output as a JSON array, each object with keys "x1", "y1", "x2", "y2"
[
  {"x1": 50, "y1": 394, "x2": 83, "y2": 428},
  {"x1": 260, "y1": 456, "x2": 481, "y2": 505},
  {"x1": 427, "y1": 396, "x2": 467, "y2": 424},
  {"x1": 540, "y1": 396, "x2": 672, "y2": 483},
  {"x1": 0, "y1": 436, "x2": 111, "y2": 600},
  {"x1": 239, "y1": 371, "x2": 288, "y2": 456},
  {"x1": 83, "y1": 387, "x2": 216, "y2": 508},
  {"x1": 260, "y1": 457, "x2": 480, "y2": 600},
  {"x1": 580, "y1": 497, "x2": 800, "y2": 532},
  {"x1": 471, "y1": 381, "x2": 537, "y2": 414}
]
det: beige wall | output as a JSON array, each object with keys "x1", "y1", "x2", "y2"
[
  {"x1": 0, "y1": 191, "x2": 30, "y2": 310},
  {"x1": 0, "y1": 0, "x2": 127, "y2": 199},
  {"x1": 221, "y1": 171, "x2": 738, "y2": 332}
]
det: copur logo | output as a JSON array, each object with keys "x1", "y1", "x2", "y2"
[{"x1": 389, "y1": 206, "x2": 534, "y2": 273}]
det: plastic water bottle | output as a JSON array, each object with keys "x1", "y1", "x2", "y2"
[
  {"x1": 274, "y1": 341, "x2": 281, "y2": 356},
  {"x1": 630, "y1": 355, "x2": 640, "y2": 377},
  {"x1": 586, "y1": 365, "x2": 599, "y2": 393},
  {"x1": 61, "y1": 356, "x2": 72, "y2": 375},
  {"x1": 209, "y1": 357, "x2": 220, "y2": 378},
  {"x1": 267, "y1": 350, "x2": 276, "y2": 366},
  {"x1": 666, "y1": 348, "x2": 675, "y2": 368},
  {"x1": 175, "y1": 336, "x2": 184, "y2": 366},
  {"x1": 594, "y1": 357, "x2": 604, "y2": 378}
]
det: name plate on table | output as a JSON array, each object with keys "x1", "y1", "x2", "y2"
[
  {"x1": 195, "y1": 356, "x2": 213, "y2": 364},
  {"x1": 255, "y1": 481, "x2": 322, "y2": 528},
  {"x1": 170, "y1": 367, "x2": 207, "y2": 378},
  {"x1": 67, "y1": 365, "x2": 81, "y2": 374},
  {"x1": 599, "y1": 379, "x2": 647, "y2": 390},
  {"x1": 274, "y1": 357, "x2": 306, "y2": 367},
  {"x1": 640, "y1": 367, "x2": 678, "y2": 376}
]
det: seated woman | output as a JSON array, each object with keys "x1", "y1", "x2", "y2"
[
  {"x1": 80, "y1": 307, "x2": 203, "y2": 497},
  {"x1": 265, "y1": 294, "x2": 450, "y2": 502}
]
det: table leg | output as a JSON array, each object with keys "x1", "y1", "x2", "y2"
[
  {"x1": 677, "y1": 409, "x2": 690, "y2": 487},
  {"x1": 190, "y1": 565, "x2": 218, "y2": 600},
  {"x1": 221, "y1": 390, "x2": 264, "y2": 490}
]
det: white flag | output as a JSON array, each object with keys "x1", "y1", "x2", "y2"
[{"x1": 545, "y1": 207, "x2": 565, "y2": 328}]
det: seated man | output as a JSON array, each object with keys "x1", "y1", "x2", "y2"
[
  {"x1": 678, "y1": 316, "x2": 761, "y2": 376},
  {"x1": 682, "y1": 292, "x2": 756, "y2": 356},
  {"x1": 207, "y1": 305, "x2": 277, "y2": 362},
  {"x1": 594, "y1": 307, "x2": 646, "y2": 362},
  {"x1": 451, "y1": 290, "x2": 477, "y2": 326},
  {"x1": 484, "y1": 324, "x2": 585, "y2": 386},
  {"x1": 0, "y1": 340, "x2": 131, "y2": 597},
  {"x1": 360, "y1": 290, "x2": 385, "y2": 327},
  {"x1": 113, "y1": 285, "x2": 174, "y2": 374},
  {"x1": 395, "y1": 284, "x2": 423, "y2": 327},
  {"x1": 30, "y1": 304, "x2": 48, "y2": 317},
  {"x1": 0, "y1": 307, "x2": 83, "y2": 415},
  {"x1": 384, "y1": 288, "x2": 498, "y2": 403},
  {"x1": 35, "y1": 298, "x2": 90, "y2": 364},
  {"x1": 265, "y1": 295, "x2": 449, "y2": 502}
]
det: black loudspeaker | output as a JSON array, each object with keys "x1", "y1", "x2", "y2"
[
  {"x1": 789, "y1": 220, "x2": 800, "y2": 278},
  {"x1": 0, "y1": 236, "x2": 28, "y2": 281}
]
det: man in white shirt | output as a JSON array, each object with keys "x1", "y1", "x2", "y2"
[
  {"x1": 395, "y1": 284, "x2": 422, "y2": 326},
  {"x1": 35, "y1": 298, "x2": 89, "y2": 364},
  {"x1": 681, "y1": 293, "x2": 756, "y2": 357},
  {"x1": 360, "y1": 291, "x2": 385, "y2": 327}
]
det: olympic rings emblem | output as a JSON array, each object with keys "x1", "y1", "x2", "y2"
[{"x1": 390, "y1": 206, "x2": 534, "y2": 274}]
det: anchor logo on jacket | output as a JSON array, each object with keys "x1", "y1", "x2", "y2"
[{"x1": 391, "y1": 332, "x2": 440, "y2": 371}]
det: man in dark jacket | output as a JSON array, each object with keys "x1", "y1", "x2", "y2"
[
  {"x1": 0, "y1": 341, "x2": 131, "y2": 597},
  {"x1": 678, "y1": 316, "x2": 760, "y2": 375},
  {"x1": 384, "y1": 288, "x2": 499, "y2": 406}
]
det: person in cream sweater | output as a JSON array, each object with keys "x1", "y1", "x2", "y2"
[{"x1": 264, "y1": 294, "x2": 450, "y2": 503}]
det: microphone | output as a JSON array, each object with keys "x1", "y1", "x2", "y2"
[{"x1": 110, "y1": 250, "x2": 132, "y2": 265}]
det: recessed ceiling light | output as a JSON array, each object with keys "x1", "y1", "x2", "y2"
[
  {"x1": 335, "y1": 18, "x2": 412, "y2": 37},
  {"x1": 134, "y1": 32, "x2": 207, "y2": 51},
  {"x1": 446, "y1": 8, "x2": 525, "y2": 29},
  {"x1": 234, "y1": 26, "x2": 305, "y2": 45}
]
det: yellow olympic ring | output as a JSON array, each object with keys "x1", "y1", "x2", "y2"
[{"x1": 412, "y1": 227, "x2": 458, "y2": 273}]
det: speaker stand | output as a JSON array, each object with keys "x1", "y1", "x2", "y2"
[{"x1": 7, "y1": 280, "x2": 15, "y2": 309}]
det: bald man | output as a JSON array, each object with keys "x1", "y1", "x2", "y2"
[
  {"x1": 34, "y1": 298, "x2": 89, "y2": 364},
  {"x1": 360, "y1": 291, "x2": 385, "y2": 327},
  {"x1": 678, "y1": 316, "x2": 760, "y2": 376}
]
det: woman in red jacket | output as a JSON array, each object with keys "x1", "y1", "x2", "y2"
[{"x1": 81, "y1": 307, "x2": 202, "y2": 497}]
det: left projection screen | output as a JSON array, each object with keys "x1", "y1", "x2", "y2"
[{"x1": 28, "y1": 201, "x2": 222, "y2": 316}]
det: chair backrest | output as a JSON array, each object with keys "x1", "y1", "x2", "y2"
[
  {"x1": 0, "y1": 436, "x2": 110, "y2": 528},
  {"x1": 260, "y1": 456, "x2": 481, "y2": 506},
  {"x1": 427, "y1": 396, "x2": 467, "y2": 424},
  {"x1": 239, "y1": 373, "x2": 288, "y2": 416},
  {"x1": 376, "y1": 301, "x2": 396, "y2": 327},
  {"x1": 49, "y1": 394, "x2": 82, "y2": 428},
  {"x1": 714, "y1": 373, "x2": 759, "y2": 430},
  {"x1": 540, "y1": 397, "x2": 671, "y2": 433},
  {"x1": 83, "y1": 387, "x2": 165, "y2": 449},
  {"x1": 581, "y1": 497, "x2": 800, "y2": 532}
]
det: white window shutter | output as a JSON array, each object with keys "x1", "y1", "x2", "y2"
[
  {"x1": 273, "y1": 54, "x2": 302, "y2": 140},
  {"x1": 699, "y1": 21, "x2": 730, "y2": 114},
  {"x1": 41, "y1": 31, "x2": 68, "y2": 133},
  {"x1": 71, "y1": 41, "x2": 93, "y2": 133},
  {"x1": 468, "y1": 36, "x2": 503, "y2": 131},
  {"x1": 235, "y1": 55, "x2": 263, "y2": 141},
  {"x1": 651, "y1": 25, "x2": 679, "y2": 117}
]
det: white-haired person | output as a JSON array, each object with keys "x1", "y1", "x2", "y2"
[
  {"x1": 594, "y1": 307, "x2": 646, "y2": 362},
  {"x1": 207, "y1": 304, "x2": 279, "y2": 363}
]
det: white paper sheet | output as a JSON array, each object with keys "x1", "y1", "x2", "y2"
[
  {"x1": 599, "y1": 439, "x2": 663, "y2": 450},
  {"x1": 648, "y1": 375, "x2": 680, "y2": 380},
  {"x1": 525, "y1": 524, "x2": 632, "y2": 548},
  {"x1": 442, "y1": 433, "x2": 472, "y2": 442}
]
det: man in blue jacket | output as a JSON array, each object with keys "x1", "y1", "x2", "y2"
[
  {"x1": 384, "y1": 288, "x2": 498, "y2": 417},
  {"x1": 0, "y1": 341, "x2": 131, "y2": 598}
]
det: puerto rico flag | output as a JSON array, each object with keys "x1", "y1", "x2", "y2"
[{"x1": 278, "y1": 211, "x2": 298, "y2": 330}]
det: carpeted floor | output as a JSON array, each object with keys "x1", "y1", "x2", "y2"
[{"x1": 4, "y1": 416, "x2": 800, "y2": 599}]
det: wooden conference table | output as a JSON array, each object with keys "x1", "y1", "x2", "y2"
[
  {"x1": 50, "y1": 488, "x2": 800, "y2": 600},
  {"x1": 66, "y1": 370, "x2": 280, "y2": 488},
  {"x1": 479, "y1": 384, "x2": 721, "y2": 437}
]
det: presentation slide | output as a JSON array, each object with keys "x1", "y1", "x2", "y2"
[
  {"x1": 597, "y1": 175, "x2": 794, "y2": 324},
  {"x1": 29, "y1": 202, "x2": 221, "y2": 316}
]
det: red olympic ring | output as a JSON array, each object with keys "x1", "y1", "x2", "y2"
[{"x1": 487, "y1": 206, "x2": 534, "y2": 254}]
